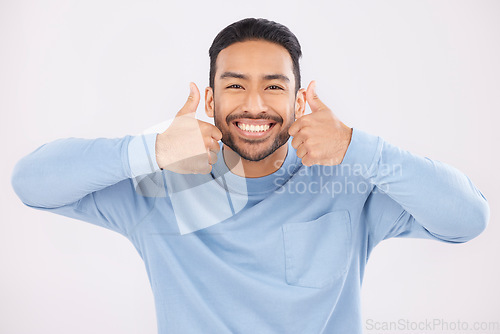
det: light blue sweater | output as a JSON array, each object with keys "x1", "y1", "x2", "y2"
[{"x1": 11, "y1": 127, "x2": 489, "y2": 333}]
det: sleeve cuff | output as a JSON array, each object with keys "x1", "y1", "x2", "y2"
[
  {"x1": 340, "y1": 127, "x2": 384, "y2": 179},
  {"x1": 127, "y1": 132, "x2": 161, "y2": 178}
]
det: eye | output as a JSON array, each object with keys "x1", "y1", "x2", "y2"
[
  {"x1": 227, "y1": 84, "x2": 242, "y2": 89},
  {"x1": 267, "y1": 85, "x2": 284, "y2": 90}
]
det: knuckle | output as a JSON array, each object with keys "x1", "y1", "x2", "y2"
[
  {"x1": 308, "y1": 151, "x2": 317, "y2": 159},
  {"x1": 300, "y1": 116, "x2": 310, "y2": 124},
  {"x1": 302, "y1": 138, "x2": 310, "y2": 149},
  {"x1": 204, "y1": 136, "x2": 213, "y2": 145},
  {"x1": 300, "y1": 127, "x2": 309, "y2": 136}
]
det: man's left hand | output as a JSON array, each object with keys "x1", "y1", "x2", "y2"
[{"x1": 289, "y1": 80, "x2": 353, "y2": 166}]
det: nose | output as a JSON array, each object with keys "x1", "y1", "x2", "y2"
[{"x1": 242, "y1": 89, "x2": 268, "y2": 115}]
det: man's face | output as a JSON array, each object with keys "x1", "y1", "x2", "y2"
[{"x1": 205, "y1": 39, "x2": 305, "y2": 162}]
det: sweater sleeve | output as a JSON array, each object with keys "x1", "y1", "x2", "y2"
[
  {"x1": 10, "y1": 132, "x2": 163, "y2": 237},
  {"x1": 340, "y1": 127, "x2": 490, "y2": 250}
]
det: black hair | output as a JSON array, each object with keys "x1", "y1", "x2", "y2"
[{"x1": 208, "y1": 18, "x2": 302, "y2": 94}]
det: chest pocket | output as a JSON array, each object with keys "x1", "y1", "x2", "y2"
[{"x1": 281, "y1": 210, "x2": 352, "y2": 289}]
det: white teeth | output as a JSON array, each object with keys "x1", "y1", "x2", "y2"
[{"x1": 237, "y1": 123, "x2": 271, "y2": 132}]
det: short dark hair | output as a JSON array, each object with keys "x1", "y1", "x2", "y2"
[{"x1": 208, "y1": 18, "x2": 302, "y2": 94}]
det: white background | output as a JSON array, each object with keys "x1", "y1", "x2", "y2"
[{"x1": 1, "y1": 0, "x2": 499, "y2": 333}]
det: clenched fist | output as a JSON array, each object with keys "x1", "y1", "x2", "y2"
[
  {"x1": 155, "y1": 82, "x2": 223, "y2": 174},
  {"x1": 289, "y1": 80, "x2": 353, "y2": 167}
]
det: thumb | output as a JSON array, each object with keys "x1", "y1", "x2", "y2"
[
  {"x1": 176, "y1": 82, "x2": 200, "y2": 117},
  {"x1": 306, "y1": 80, "x2": 328, "y2": 113}
]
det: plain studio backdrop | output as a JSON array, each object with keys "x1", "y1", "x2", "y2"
[{"x1": 1, "y1": 1, "x2": 499, "y2": 333}]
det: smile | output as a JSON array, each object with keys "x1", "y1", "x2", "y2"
[
  {"x1": 232, "y1": 119, "x2": 277, "y2": 138},
  {"x1": 237, "y1": 123, "x2": 270, "y2": 132}
]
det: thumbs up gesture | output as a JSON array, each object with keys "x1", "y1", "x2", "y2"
[
  {"x1": 155, "y1": 82, "x2": 223, "y2": 174},
  {"x1": 288, "y1": 81, "x2": 353, "y2": 166}
]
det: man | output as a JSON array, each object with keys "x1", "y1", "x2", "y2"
[{"x1": 11, "y1": 17, "x2": 489, "y2": 333}]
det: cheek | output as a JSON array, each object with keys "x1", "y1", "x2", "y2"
[
  {"x1": 283, "y1": 106, "x2": 297, "y2": 128},
  {"x1": 213, "y1": 95, "x2": 233, "y2": 121},
  {"x1": 265, "y1": 94, "x2": 294, "y2": 116},
  {"x1": 264, "y1": 93, "x2": 289, "y2": 104},
  {"x1": 216, "y1": 94, "x2": 240, "y2": 113}
]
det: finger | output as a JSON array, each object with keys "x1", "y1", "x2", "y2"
[
  {"x1": 191, "y1": 152, "x2": 212, "y2": 174},
  {"x1": 301, "y1": 153, "x2": 314, "y2": 167},
  {"x1": 210, "y1": 124, "x2": 223, "y2": 141},
  {"x1": 176, "y1": 82, "x2": 200, "y2": 117},
  {"x1": 296, "y1": 142, "x2": 308, "y2": 159},
  {"x1": 199, "y1": 163, "x2": 212, "y2": 174},
  {"x1": 306, "y1": 80, "x2": 328, "y2": 113},
  {"x1": 207, "y1": 150, "x2": 218, "y2": 165},
  {"x1": 290, "y1": 124, "x2": 313, "y2": 148},
  {"x1": 207, "y1": 137, "x2": 220, "y2": 154},
  {"x1": 291, "y1": 133, "x2": 304, "y2": 149},
  {"x1": 288, "y1": 117, "x2": 304, "y2": 137}
]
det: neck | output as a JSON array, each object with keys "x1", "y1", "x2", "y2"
[{"x1": 222, "y1": 143, "x2": 288, "y2": 178}]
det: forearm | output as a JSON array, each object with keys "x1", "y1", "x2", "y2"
[
  {"x1": 11, "y1": 132, "x2": 160, "y2": 208},
  {"x1": 342, "y1": 128, "x2": 489, "y2": 241}
]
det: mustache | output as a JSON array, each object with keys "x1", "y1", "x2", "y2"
[{"x1": 226, "y1": 113, "x2": 282, "y2": 124}]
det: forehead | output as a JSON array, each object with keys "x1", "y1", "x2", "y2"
[{"x1": 215, "y1": 40, "x2": 294, "y2": 80}]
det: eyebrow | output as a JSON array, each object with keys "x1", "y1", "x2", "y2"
[{"x1": 219, "y1": 71, "x2": 290, "y2": 83}]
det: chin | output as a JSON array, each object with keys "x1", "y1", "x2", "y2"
[{"x1": 224, "y1": 134, "x2": 289, "y2": 162}]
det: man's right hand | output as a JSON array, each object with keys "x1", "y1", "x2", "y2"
[{"x1": 155, "y1": 82, "x2": 223, "y2": 174}]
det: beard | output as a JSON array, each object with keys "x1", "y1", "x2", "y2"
[{"x1": 213, "y1": 104, "x2": 295, "y2": 162}]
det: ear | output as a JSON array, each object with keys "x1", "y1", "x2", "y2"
[
  {"x1": 205, "y1": 86, "x2": 214, "y2": 118},
  {"x1": 294, "y1": 88, "x2": 307, "y2": 120}
]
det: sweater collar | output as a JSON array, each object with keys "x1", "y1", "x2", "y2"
[{"x1": 211, "y1": 137, "x2": 301, "y2": 196}]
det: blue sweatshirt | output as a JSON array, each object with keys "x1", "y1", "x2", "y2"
[{"x1": 11, "y1": 127, "x2": 489, "y2": 333}]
